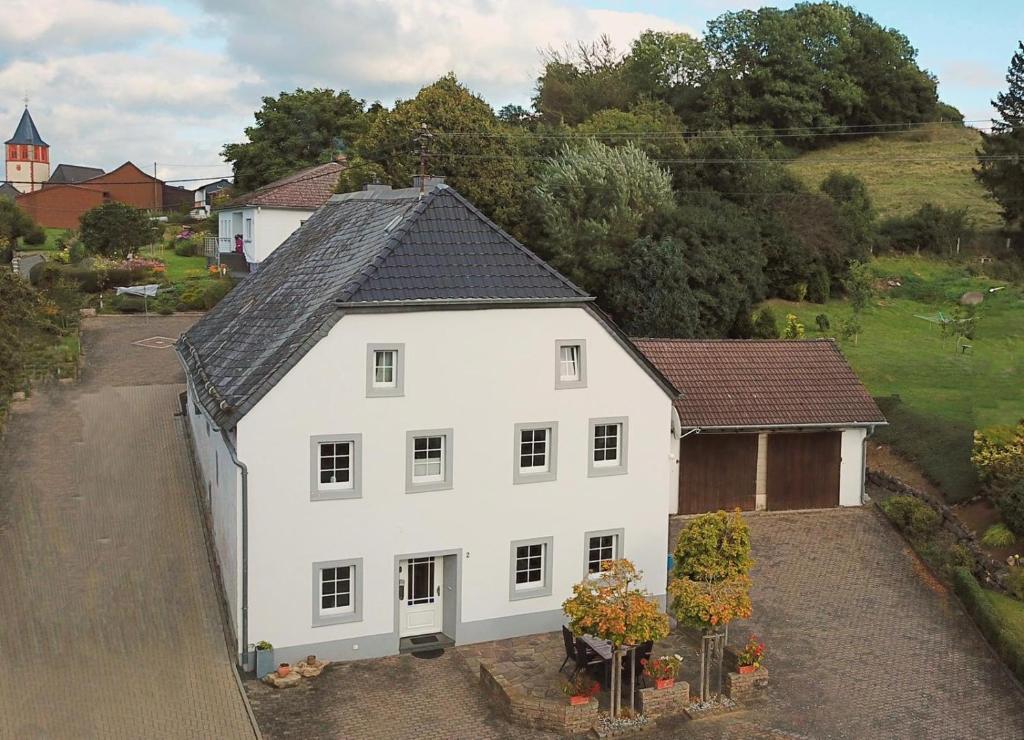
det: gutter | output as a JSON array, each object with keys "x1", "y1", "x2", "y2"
[
  {"x1": 680, "y1": 420, "x2": 887, "y2": 432},
  {"x1": 220, "y1": 427, "x2": 250, "y2": 670}
]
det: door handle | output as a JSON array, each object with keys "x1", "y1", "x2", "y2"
[
  {"x1": 436, "y1": 586, "x2": 440, "y2": 596},
  {"x1": 399, "y1": 582, "x2": 405, "y2": 600}
]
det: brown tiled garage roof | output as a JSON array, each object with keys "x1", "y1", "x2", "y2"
[
  {"x1": 225, "y1": 161, "x2": 344, "y2": 209},
  {"x1": 633, "y1": 338, "x2": 886, "y2": 429}
]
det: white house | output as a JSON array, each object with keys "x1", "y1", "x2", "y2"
[
  {"x1": 635, "y1": 338, "x2": 886, "y2": 514},
  {"x1": 214, "y1": 162, "x2": 343, "y2": 271},
  {"x1": 179, "y1": 180, "x2": 679, "y2": 668}
]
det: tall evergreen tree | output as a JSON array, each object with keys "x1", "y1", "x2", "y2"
[{"x1": 975, "y1": 42, "x2": 1024, "y2": 232}]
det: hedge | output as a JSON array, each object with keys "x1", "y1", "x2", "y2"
[{"x1": 952, "y1": 567, "x2": 1024, "y2": 682}]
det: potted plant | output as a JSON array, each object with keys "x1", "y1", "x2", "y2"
[
  {"x1": 562, "y1": 673, "x2": 599, "y2": 705},
  {"x1": 254, "y1": 640, "x2": 274, "y2": 679},
  {"x1": 737, "y1": 635, "x2": 765, "y2": 674},
  {"x1": 642, "y1": 654, "x2": 682, "y2": 690}
]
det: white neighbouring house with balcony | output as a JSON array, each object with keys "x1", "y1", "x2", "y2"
[
  {"x1": 210, "y1": 162, "x2": 344, "y2": 274},
  {"x1": 179, "y1": 180, "x2": 680, "y2": 668}
]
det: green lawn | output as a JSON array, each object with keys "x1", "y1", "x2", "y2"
[
  {"x1": 788, "y1": 125, "x2": 1003, "y2": 230},
  {"x1": 989, "y1": 589, "x2": 1024, "y2": 637},
  {"x1": 143, "y1": 243, "x2": 208, "y2": 283},
  {"x1": 765, "y1": 255, "x2": 1024, "y2": 501},
  {"x1": 18, "y1": 227, "x2": 66, "y2": 252}
]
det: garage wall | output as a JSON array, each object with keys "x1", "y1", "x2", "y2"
[{"x1": 839, "y1": 427, "x2": 867, "y2": 506}]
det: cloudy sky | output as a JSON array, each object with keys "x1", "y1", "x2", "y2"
[{"x1": 1, "y1": 0, "x2": 1021, "y2": 186}]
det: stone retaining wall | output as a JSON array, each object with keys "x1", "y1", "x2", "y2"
[
  {"x1": 637, "y1": 680, "x2": 689, "y2": 719},
  {"x1": 479, "y1": 662, "x2": 597, "y2": 735},
  {"x1": 724, "y1": 668, "x2": 769, "y2": 703},
  {"x1": 867, "y1": 469, "x2": 1008, "y2": 590}
]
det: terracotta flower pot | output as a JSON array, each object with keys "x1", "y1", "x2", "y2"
[
  {"x1": 277, "y1": 663, "x2": 291, "y2": 678},
  {"x1": 569, "y1": 695, "x2": 590, "y2": 706},
  {"x1": 655, "y1": 678, "x2": 675, "y2": 690},
  {"x1": 738, "y1": 665, "x2": 757, "y2": 675}
]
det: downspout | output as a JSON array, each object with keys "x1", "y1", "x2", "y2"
[
  {"x1": 221, "y1": 427, "x2": 249, "y2": 669},
  {"x1": 861, "y1": 425, "x2": 876, "y2": 505}
]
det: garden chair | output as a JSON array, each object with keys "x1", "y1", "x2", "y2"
[
  {"x1": 572, "y1": 637, "x2": 605, "y2": 680},
  {"x1": 559, "y1": 626, "x2": 575, "y2": 674},
  {"x1": 621, "y1": 641, "x2": 654, "y2": 690}
]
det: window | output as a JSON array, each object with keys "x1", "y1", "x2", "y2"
[
  {"x1": 366, "y1": 343, "x2": 404, "y2": 397},
  {"x1": 509, "y1": 537, "x2": 553, "y2": 600},
  {"x1": 309, "y1": 434, "x2": 362, "y2": 500},
  {"x1": 312, "y1": 558, "x2": 363, "y2": 626},
  {"x1": 513, "y1": 422, "x2": 558, "y2": 484},
  {"x1": 555, "y1": 340, "x2": 587, "y2": 389},
  {"x1": 244, "y1": 216, "x2": 253, "y2": 242},
  {"x1": 406, "y1": 429, "x2": 453, "y2": 493},
  {"x1": 584, "y1": 529, "x2": 624, "y2": 576},
  {"x1": 588, "y1": 417, "x2": 629, "y2": 477}
]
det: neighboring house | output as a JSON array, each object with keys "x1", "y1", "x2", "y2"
[
  {"x1": 178, "y1": 180, "x2": 678, "y2": 667},
  {"x1": 635, "y1": 339, "x2": 886, "y2": 514},
  {"x1": 47, "y1": 164, "x2": 104, "y2": 184},
  {"x1": 0, "y1": 182, "x2": 18, "y2": 200},
  {"x1": 17, "y1": 161, "x2": 191, "y2": 229},
  {"x1": 192, "y1": 178, "x2": 232, "y2": 217},
  {"x1": 214, "y1": 161, "x2": 344, "y2": 270}
]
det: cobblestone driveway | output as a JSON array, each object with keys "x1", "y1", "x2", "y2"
[{"x1": 0, "y1": 317, "x2": 256, "y2": 739}]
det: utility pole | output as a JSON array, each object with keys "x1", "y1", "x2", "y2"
[{"x1": 416, "y1": 122, "x2": 432, "y2": 195}]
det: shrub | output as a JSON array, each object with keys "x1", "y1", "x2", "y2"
[
  {"x1": 972, "y1": 422, "x2": 1024, "y2": 493},
  {"x1": 806, "y1": 266, "x2": 830, "y2": 303},
  {"x1": 751, "y1": 307, "x2": 779, "y2": 339},
  {"x1": 202, "y1": 280, "x2": 232, "y2": 309},
  {"x1": 952, "y1": 567, "x2": 1024, "y2": 681},
  {"x1": 815, "y1": 313, "x2": 831, "y2": 332},
  {"x1": 174, "y1": 240, "x2": 197, "y2": 257},
  {"x1": 79, "y1": 202, "x2": 160, "y2": 258},
  {"x1": 880, "y1": 495, "x2": 941, "y2": 540},
  {"x1": 878, "y1": 203, "x2": 973, "y2": 255},
  {"x1": 110, "y1": 293, "x2": 147, "y2": 313},
  {"x1": 997, "y1": 481, "x2": 1024, "y2": 537},
  {"x1": 23, "y1": 227, "x2": 46, "y2": 246},
  {"x1": 981, "y1": 523, "x2": 1017, "y2": 548},
  {"x1": 783, "y1": 313, "x2": 805, "y2": 339},
  {"x1": 1008, "y1": 568, "x2": 1024, "y2": 601}
]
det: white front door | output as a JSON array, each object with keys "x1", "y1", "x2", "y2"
[{"x1": 398, "y1": 557, "x2": 444, "y2": 637}]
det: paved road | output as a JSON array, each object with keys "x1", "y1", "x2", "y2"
[{"x1": 0, "y1": 316, "x2": 255, "y2": 739}]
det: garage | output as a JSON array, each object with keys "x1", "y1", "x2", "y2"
[
  {"x1": 634, "y1": 338, "x2": 887, "y2": 514},
  {"x1": 766, "y1": 431, "x2": 842, "y2": 510},
  {"x1": 678, "y1": 433, "x2": 758, "y2": 514}
]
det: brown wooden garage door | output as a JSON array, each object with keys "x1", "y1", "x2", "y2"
[
  {"x1": 766, "y1": 431, "x2": 841, "y2": 510},
  {"x1": 679, "y1": 433, "x2": 758, "y2": 514}
]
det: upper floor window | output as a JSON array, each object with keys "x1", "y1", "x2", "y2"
[
  {"x1": 588, "y1": 417, "x2": 629, "y2": 477},
  {"x1": 309, "y1": 433, "x2": 362, "y2": 501},
  {"x1": 406, "y1": 429, "x2": 453, "y2": 493},
  {"x1": 366, "y1": 343, "x2": 404, "y2": 397},
  {"x1": 555, "y1": 339, "x2": 587, "y2": 389},
  {"x1": 513, "y1": 422, "x2": 558, "y2": 484}
]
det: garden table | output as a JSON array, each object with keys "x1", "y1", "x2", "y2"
[{"x1": 581, "y1": 635, "x2": 639, "y2": 709}]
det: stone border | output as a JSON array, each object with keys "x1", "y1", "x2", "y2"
[
  {"x1": 637, "y1": 680, "x2": 690, "y2": 720},
  {"x1": 722, "y1": 647, "x2": 770, "y2": 704},
  {"x1": 867, "y1": 469, "x2": 1009, "y2": 590},
  {"x1": 479, "y1": 661, "x2": 597, "y2": 734}
]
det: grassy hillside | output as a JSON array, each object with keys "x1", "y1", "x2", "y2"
[
  {"x1": 788, "y1": 125, "x2": 1003, "y2": 230},
  {"x1": 765, "y1": 255, "x2": 1024, "y2": 502}
]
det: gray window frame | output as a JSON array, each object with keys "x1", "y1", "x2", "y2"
[
  {"x1": 405, "y1": 428, "x2": 454, "y2": 493},
  {"x1": 513, "y1": 421, "x2": 559, "y2": 484},
  {"x1": 310, "y1": 433, "x2": 363, "y2": 501},
  {"x1": 509, "y1": 536, "x2": 554, "y2": 601},
  {"x1": 588, "y1": 417, "x2": 629, "y2": 477},
  {"x1": 312, "y1": 557, "x2": 363, "y2": 627},
  {"x1": 366, "y1": 343, "x2": 405, "y2": 397},
  {"x1": 583, "y1": 528, "x2": 625, "y2": 576},
  {"x1": 554, "y1": 339, "x2": 587, "y2": 389}
]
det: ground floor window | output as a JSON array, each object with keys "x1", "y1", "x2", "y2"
[
  {"x1": 509, "y1": 537, "x2": 553, "y2": 600},
  {"x1": 312, "y1": 558, "x2": 363, "y2": 626}
]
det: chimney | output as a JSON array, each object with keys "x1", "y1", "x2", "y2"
[{"x1": 411, "y1": 175, "x2": 445, "y2": 190}]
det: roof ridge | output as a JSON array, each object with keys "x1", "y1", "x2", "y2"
[
  {"x1": 634, "y1": 337, "x2": 837, "y2": 344},
  {"x1": 437, "y1": 187, "x2": 589, "y2": 298}
]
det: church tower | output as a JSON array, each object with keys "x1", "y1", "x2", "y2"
[{"x1": 5, "y1": 106, "x2": 49, "y2": 193}]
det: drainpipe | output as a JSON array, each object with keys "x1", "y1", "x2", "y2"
[
  {"x1": 221, "y1": 427, "x2": 249, "y2": 670},
  {"x1": 860, "y1": 425, "x2": 876, "y2": 505}
]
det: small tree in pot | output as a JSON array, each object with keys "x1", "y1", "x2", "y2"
[{"x1": 563, "y1": 559, "x2": 669, "y2": 718}]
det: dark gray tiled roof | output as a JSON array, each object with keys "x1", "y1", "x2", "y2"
[
  {"x1": 6, "y1": 108, "x2": 46, "y2": 146},
  {"x1": 178, "y1": 185, "x2": 589, "y2": 427},
  {"x1": 49, "y1": 164, "x2": 105, "y2": 184},
  {"x1": 0, "y1": 182, "x2": 18, "y2": 200}
]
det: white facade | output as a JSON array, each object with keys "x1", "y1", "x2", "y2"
[
  {"x1": 193, "y1": 305, "x2": 674, "y2": 664},
  {"x1": 839, "y1": 427, "x2": 868, "y2": 507},
  {"x1": 6, "y1": 153, "x2": 49, "y2": 193},
  {"x1": 216, "y1": 206, "x2": 314, "y2": 264}
]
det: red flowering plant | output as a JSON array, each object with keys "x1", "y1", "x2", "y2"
[
  {"x1": 738, "y1": 635, "x2": 766, "y2": 670},
  {"x1": 641, "y1": 654, "x2": 682, "y2": 681},
  {"x1": 562, "y1": 672, "x2": 600, "y2": 699}
]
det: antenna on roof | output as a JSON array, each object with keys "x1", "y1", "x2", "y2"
[
  {"x1": 23, "y1": 91, "x2": 29, "y2": 108},
  {"x1": 415, "y1": 122, "x2": 433, "y2": 197}
]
